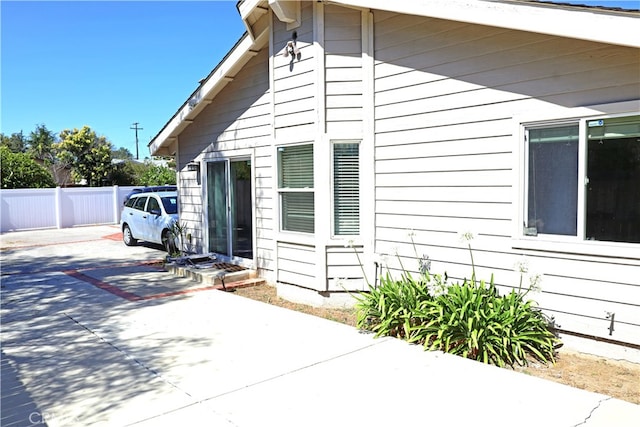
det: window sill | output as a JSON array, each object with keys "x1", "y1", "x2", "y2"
[
  {"x1": 276, "y1": 231, "x2": 316, "y2": 247},
  {"x1": 511, "y1": 237, "x2": 640, "y2": 263}
]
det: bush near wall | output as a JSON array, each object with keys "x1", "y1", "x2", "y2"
[{"x1": 355, "y1": 236, "x2": 559, "y2": 368}]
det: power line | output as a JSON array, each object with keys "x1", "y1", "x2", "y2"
[{"x1": 130, "y1": 122, "x2": 143, "y2": 160}]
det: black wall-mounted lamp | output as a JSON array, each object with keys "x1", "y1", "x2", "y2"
[{"x1": 187, "y1": 161, "x2": 200, "y2": 172}]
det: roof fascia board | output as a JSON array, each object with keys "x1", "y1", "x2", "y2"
[
  {"x1": 238, "y1": 0, "x2": 262, "y2": 21},
  {"x1": 330, "y1": 0, "x2": 639, "y2": 48}
]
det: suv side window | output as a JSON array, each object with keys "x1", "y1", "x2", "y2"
[
  {"x1": 147, "y1": 197, "x2": 160, "y2": 213},
  {"x1": 133, "y1": 196, "x2": 148, "y2": 211},
  {"x1": 125, "y1": 197, "x2": 136, "y2": 208}
]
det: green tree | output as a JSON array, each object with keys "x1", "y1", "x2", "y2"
[
  {"x1": 0, "y1": 131, "x2": 28, "y2": 153},
  {"x1": 109, "y1": 160, "x2": 137, "y2": 185},
  {"x1": 27, "y1": 124, "x2": 57, "y2": 164},
  {"x1": 112, "y1": 147, "x2": 133, "y2": 160},
  {"x1": 0, "y1": 146, "x2": 56, "y2": 188},
  {"x1": 139, "y1": 162, "x2": 176, "y2": 186},
  {"x1": 55, "y1": 126, "x2": 113, "y2": 186}
]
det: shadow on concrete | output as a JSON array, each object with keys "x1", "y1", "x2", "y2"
[
  {"x1": 1, "y1": 350, "x2": 49, "y2": 427},
  {"x1": 0, "y1": 232, "x2": 218, "y2": 425}
]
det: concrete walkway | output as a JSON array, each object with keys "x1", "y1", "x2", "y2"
[{"x1": 1, "y1": 226, "x2": 639, "y2": 426}]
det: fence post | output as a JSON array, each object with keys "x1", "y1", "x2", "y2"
[
  {"x1": 55, "y1": 186, "x2": 62, "y2": 229},
  {"x1": 113, "y1": 185, "x2": 120, "y2": 224}
]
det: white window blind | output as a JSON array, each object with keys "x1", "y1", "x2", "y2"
[
  {"x1": 526, "y1": 124, "x2": 579, "y2": 236},
  {"x1": 333, "y1": 142, "x2": 360, "y2": 236},
  {"x1": 278, "y1": 144, "x2": 314, "y2": 233}
]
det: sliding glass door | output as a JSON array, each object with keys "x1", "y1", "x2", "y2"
[
  {"x1": 207, "y1": 159, "x2": 253, "y2": 259},
  {"x1": 229, "y1": 160, "x2": 253, "y2": 258},
  {"x1": 206, "y1": 159, "x2": 253, "y2": 260}
]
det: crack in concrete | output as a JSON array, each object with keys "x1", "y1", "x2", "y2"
[
  {"x1": 63, "y1": 312, "x2": 190, "y2": 395},
  {"x1": 573, "y1": 396, "x2": 612, "y2": 426}
]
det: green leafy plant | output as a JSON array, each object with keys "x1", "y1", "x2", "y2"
[
  {"x1": 355, "y1": 244, "x2": 447, "y2": 339},
  {"x1": 408, "y1": 277, "x2": 557, "y2": 367},
  {"x1": 166, "y1": 221, "x2": 188, "y2": 257},
  {"x1": 356, "y1": 270, "x2": 431, "y2": 339},
  {"x1": 355, "y1": 231, "x2": 559, "y2": 367},
  {"x1": 0, "y1": 146, "x2": 56, "y2": 189}
]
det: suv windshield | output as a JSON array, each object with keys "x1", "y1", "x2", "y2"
[{"x1": 161, "y1": 196, "x2": 178, "y2": 214}]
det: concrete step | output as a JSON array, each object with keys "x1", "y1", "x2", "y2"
[
  {"x1": 165, "y1": 260, "x2": 259, "y2": 289},
  {"x1": 223, "y1": 277, "x2": 266, "y2": 290}
]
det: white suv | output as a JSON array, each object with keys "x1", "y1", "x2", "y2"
[{"x1": 120, "y1": 190, "x2": 179, "y2": 252}]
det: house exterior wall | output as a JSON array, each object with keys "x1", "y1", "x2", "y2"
[
  {"x1": 177, "y1": 47, "x2": 274, "y2": 279},
  {"x1": 170, "y1": 1, "x2": 639, "y2": 345},
  {"x1": 272, "y1": 2, "x2": 371, "y2": 294},
  {"x1": 272, "y1": 1, "x2": 324, "y2": 290},
  {"x1": 371, "y1": 10, "x2": 640, "y2": 345}
]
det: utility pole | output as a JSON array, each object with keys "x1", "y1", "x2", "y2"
[{"x1": 130, "y1": 122, "x2": 143, "y2": 160}]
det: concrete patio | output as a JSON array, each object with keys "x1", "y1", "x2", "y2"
[{"x1": 1, "y1": 226, "x2": 639, "y2": 426}]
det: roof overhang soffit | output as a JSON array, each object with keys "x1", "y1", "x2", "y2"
[{"x1": 331, "y1": 0, "x2": 640, "y2": 48}]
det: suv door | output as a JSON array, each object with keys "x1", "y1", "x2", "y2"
[
  {"x1": 143, "y1": 195, "x2": 164, "y2": 243},
  {"x1": 129, "y1": 196, "x2": 149, "y2": 240}
]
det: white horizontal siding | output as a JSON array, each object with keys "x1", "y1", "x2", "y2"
[
  {"x1": 277, "y1": 241, "x2": 316, "y2": 288},
  {"x1": 376, "y1": 119, "x2": 513, "y2": 144},
  {"x1": 376, "y1": 200, "x2": 510, "y2": 220},
  {"x1": 376, "y1": 135, "x2": 511, "y2": 156},
  {"x1": 324, "y1": 4, "x2": 362, "y2": 133},
  {"x1": 274, "y1": 123, "x2": 316, "y2": 140},
  {"x1": 376, "y1": 214, "x2": 511, "y2": 238},
  {"x1": 273, "y1": 2, "x2": 316, "y2": 134},
  {"x1": 377, "y1": 170, "x2": 513, "y2": 188},
  {"x1": 326, "y1": 245, "x2": 367, "y2": 291},
  {"x1": 372, "y1": 10, "x2": 640, "y2": 345},
  {"x1": 273, "y1": 83, "x2": 316, "y2": 105},
  {"x1": 376, "y1": 186, "x2": 511, "y2": 203},
  {"x1": 376, "y1": 152, "x2": 511, "y2": 174}
]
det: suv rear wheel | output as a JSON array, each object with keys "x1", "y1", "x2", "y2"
[{"x1": 123, "y1": 224, "x2": 137, "y2": 246}]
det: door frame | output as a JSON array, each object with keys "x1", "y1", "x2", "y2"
[{"x1": 203, "y1": 150, "x2": 256, "y2": 267}]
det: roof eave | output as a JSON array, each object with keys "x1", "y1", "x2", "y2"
[{"x1": 332, "y1": 0, "x2": 640, "y2": 48}]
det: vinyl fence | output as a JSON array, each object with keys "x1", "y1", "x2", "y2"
[{"x1": 0, "y1": 186, "x2": 138, "y2": 233}]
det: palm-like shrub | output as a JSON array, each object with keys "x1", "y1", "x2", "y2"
[
  {"x1": 355, "y1": 236, "x2": 559, "y2": 367},
  {"x1": 408, "y1": 278, "x2": 557, "y2": 367},
  {"x1": 356, "y1": 271, "x2": 433, "y2": 339}
]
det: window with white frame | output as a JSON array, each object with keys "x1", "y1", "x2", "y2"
[
  {"x1": 524, "y1": 114, "x2": 640, "y2": 244},
  {"x1": 332, "y1": 141, "x2": 360, "y2": 236},
  {"x1": 278, "y1": 144, "x2": 314, "y2": 233}
]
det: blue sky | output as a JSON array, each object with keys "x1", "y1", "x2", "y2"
[
  {"x1": 1, "y1": 1, "x2": 638, "y2": 158},
  {"x1": 1, "y1": 1, "x2": 245, "y2": 158}
]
